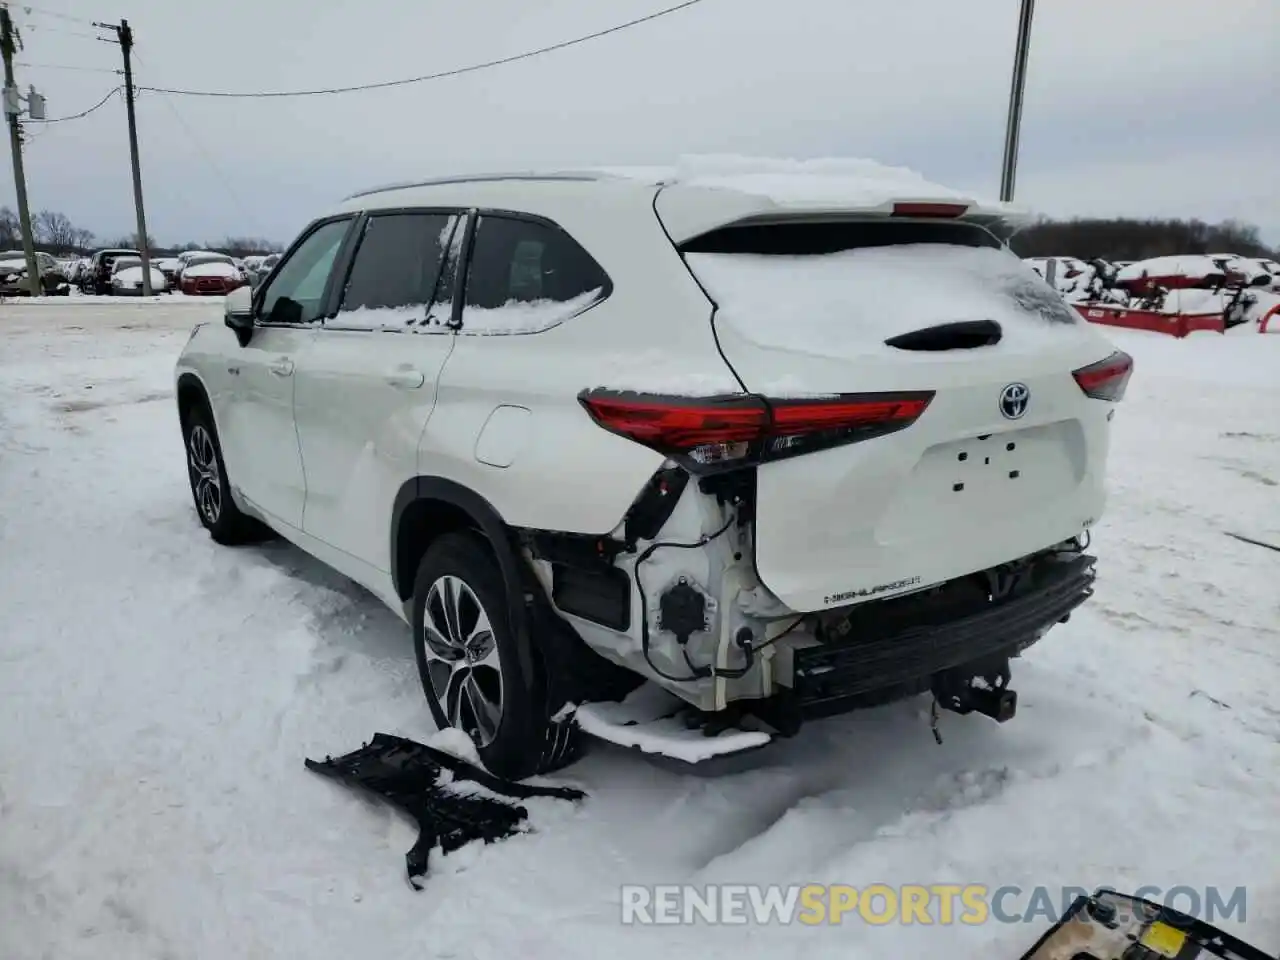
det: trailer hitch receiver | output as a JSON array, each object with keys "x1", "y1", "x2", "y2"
[{"x1": 931, "y1": 657, "x2": 1018, "y2": 723}]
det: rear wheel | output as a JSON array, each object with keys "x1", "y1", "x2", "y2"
[
  {"x1": 411, "y1": 532, "x2": 579, "y2": 779},
  {"x1": 183, "y1": 404, "x2": 266, "y2": 544}
]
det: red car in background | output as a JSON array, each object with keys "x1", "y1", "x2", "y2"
[{"x1": 178, "y1": 253, "x2": 247, "y2": 296}]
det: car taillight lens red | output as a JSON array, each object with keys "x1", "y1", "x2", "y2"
[
  {"x1": 1073, "y1": 350, "x2": 1133, "y2": 401},
  {"x1": 578, "y1": 389, "x2": 934, "y2": 473}
]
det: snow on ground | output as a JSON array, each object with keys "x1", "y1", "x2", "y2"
[{"x1": 0, "y1": 304, "x2": 1277, "y2": 960}]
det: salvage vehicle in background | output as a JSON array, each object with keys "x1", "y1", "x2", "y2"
[
  {"x1": 154, "y1": 256, "x2": 184, "y2": 290},
  {"x1": 109, "y1": 256, "x2": 168, "y2": 296},
  {"x1": 83, "y1": 248, "x2": 142, "y2": 295},
  {"x1": 174, "y1": 165, "x2": 1131, "y2": 779},
  {"x1": 179, "y1": 252, "x2": 248, "y2": 296},
  {"x1": 0, "y1": 250, "x2": 71, "y2": 296}
]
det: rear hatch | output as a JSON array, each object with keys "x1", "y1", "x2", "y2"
[{"x1": 674, "y1": 215, "x2": 1126, "y2": 612}]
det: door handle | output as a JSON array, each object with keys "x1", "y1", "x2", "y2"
[
  {"x1": 269, "y1": 358, "x2": 294, "y2": 377},
  {"x1": 386, "y1": 368, "x2": 426, "y2": 389}
]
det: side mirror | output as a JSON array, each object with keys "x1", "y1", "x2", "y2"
[{"x1": 224, "y1": 285, "x2": 255, "y2": 346}]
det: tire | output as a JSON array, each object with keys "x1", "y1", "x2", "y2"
[
  {"x1": 411, "y1": 532, "x2": 579, "y2": 780},
  {"x1": 182, "y1": 403, "x2": 267, "y2": 545}
]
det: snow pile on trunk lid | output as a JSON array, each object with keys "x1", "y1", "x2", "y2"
[{"x1": 688, "y1": 244, "x2": 1084, "y2": 362}]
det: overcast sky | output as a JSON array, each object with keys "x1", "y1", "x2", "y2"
[{"x1": 8, "y1": 0, "x2": 1279, "y2": 248}]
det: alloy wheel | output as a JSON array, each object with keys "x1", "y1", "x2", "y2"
[
  {"x1": 187, "y1": 424, "x2": 222, "y2": 525},
  {"x1": 421, "y1": 575, "x2": 504, "y2": 747}
]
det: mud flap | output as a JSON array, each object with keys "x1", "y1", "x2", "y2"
[
  {"x1": 305, "y1": 733, "x2": 585, "y2": 890},
  {"x1": 1019, "y1": 889, "x2": 1275, "y2": 960}
]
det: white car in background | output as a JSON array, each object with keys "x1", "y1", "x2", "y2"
[
  {"x1": 109, "y1": 256, "x2": 167, "y2": 295},
  {"x1": 174, "y1": 162, "x2": 1131, "y2": 778}
]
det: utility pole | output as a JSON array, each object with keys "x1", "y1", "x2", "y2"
[
  {"x1": 999, "y1": 0, "x2": 1036, "y2": 203},
  {"x1": 97, "y1": 18, "x2": 151, "y2": 294},
  {"x1": 1, "y1": 6, "x2": 42, "y2": 296}
]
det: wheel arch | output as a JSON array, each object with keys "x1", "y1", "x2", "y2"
[
  {"x1": 175, "y1": 371, "x2": 211, "y2": 429},
  {"x1": 392, "y1": 476, "x2": 537, "y2": 685},
  {"x1": 176, "y1": 368, "x2": 216, "y2": 435}
]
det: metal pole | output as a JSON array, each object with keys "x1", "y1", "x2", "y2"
[
  {"x1": 1, "y1": 7, "x2": 42, "y2": 296},
  {"x1": 999, "y1": 0, "x2": 1036, "y2": 203},
  {"x1": 119, "y1": 20, "x2": 152, "y2": 295}
]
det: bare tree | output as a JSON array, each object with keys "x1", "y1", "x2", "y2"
[
  {"x1": 0, "y1": 206, "x2": 18, "y2": 248},
  {"x1": 34, "y1": 210, "x2": 79, "y2": 252},
  {"x1": 215, "y1": 236, "x2": 284, "y2": 257},
  {"x1": 1011, "y1": 217, "x2": 1279, "y2": 261},
  {"x1": 71, "y1": 227, "x2": 96, "y2": 251},
  {"x1": 108, "y1": 233, "x2": 156, "y2": 250}
]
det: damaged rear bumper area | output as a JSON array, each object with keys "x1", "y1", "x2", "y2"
[
  {"x1": 571, "y1": 548, "x2": 1096, "y2": 768},
  {"x1": 786, "y1": 549, "x2": 1096, "y2": 722}
]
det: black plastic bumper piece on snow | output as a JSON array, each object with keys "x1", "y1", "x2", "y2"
[
  {"x1": 794, "y1": 552, "x2": 1096, "y2": 716},
  {"x1": 305, "y1": 733, "x2": 585, "y2": 889}
]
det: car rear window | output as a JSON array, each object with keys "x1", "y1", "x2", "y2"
[{"x1": 680, "y1": 219, "x2": 1082, "y2": 360}]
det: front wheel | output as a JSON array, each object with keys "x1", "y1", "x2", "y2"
[
  {"x1": 183, "y1": 405, "x2": 266, "y2": 544},
  {"x1": 411, "y1": 532, "x2": 578, "y2": 780}
]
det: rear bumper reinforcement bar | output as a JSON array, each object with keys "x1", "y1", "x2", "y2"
[{"x1": 793, "y1": 552, "x2": 1095, "y2": 716}]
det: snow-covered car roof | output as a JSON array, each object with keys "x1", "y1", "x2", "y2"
[
  {"x1": 340, "y1": 156, "x2": 1031, "y2": 244},
  {"x1": 1116, "y1": 255, "x2": 1226, "y2": 284},
  {"x1": 183, "y1": 253, "x2": 234, "y2": 266}
]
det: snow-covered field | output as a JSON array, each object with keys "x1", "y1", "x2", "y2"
[{"x1": 1, "y1": 301, "x2": 1277, "y2": 960}]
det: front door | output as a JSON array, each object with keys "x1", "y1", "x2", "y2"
[
  {"x1": 221, "y1": 216, "x2": 354, "y2": 529},
  {"x1": 294, "y1": 211, "x2": 465, "y2": 571}
]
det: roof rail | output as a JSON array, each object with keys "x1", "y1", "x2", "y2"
[{"x1": 343, "y1": 170, "x2": 622, "y2": 201}]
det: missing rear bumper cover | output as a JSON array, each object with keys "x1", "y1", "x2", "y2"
[{"x1": 794, "y1": 551, "x2": 1095, "y2": 717}]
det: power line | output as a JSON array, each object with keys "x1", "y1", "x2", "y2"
[
  {"x1": 144, "y1": 89, "x2": 262, "y2": 233},
  {"x1": 129, "y1": 45, "x2": 264, "y2": 235},
  {"x1": 17, "y1": 23, "x2": 109, "y2": 42},
  {"x1": 138, "y1": 0, "x2": 711, "y2": 98},
  {"x1": 12, "y1": 4, "x2": 95, "y2": 27},
  {"x1": 27, "y1": 85, "x2": 119, "y2": 122},
  {"x1": 15, "y1": 60, "x2": 120, "y2": 74}
]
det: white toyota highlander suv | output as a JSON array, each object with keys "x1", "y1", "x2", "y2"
[{"x1": 175, "y1": 161, "x2": 1132, "y2": 778}]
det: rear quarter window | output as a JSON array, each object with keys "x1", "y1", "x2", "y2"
[{"x1": 460, "y1": 215, "x2": 610, "y2": 335}]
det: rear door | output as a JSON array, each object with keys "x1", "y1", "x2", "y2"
[
  {"x1": 293, "y1": 210, "x2": 464, "y2": 571},
  {"x1": 676, "y1": 217, "x2": 1122, "y2": 612}
]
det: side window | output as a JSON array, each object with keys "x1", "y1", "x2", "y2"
[
  {"x1": 334, "y1": 212, "x2": 458, "y2": 329},
  {"x1": 258, "y1": 218, "x2": 352, "y2": 325},
  {"x1": 460, "y1": 215, "x2": 609, "y2": 335}
]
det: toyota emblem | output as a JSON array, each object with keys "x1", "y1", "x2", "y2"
[{"x1": 999, "y1": 382, "x2": 1029, "y2": 420}]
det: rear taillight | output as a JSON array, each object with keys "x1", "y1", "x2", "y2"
[
  {"x1": 1073, "y1": 350, "x2": 1133, "y2": 401},
  {"x1": 578, "y1": 390, "x2": 934, "y2": 473}
]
